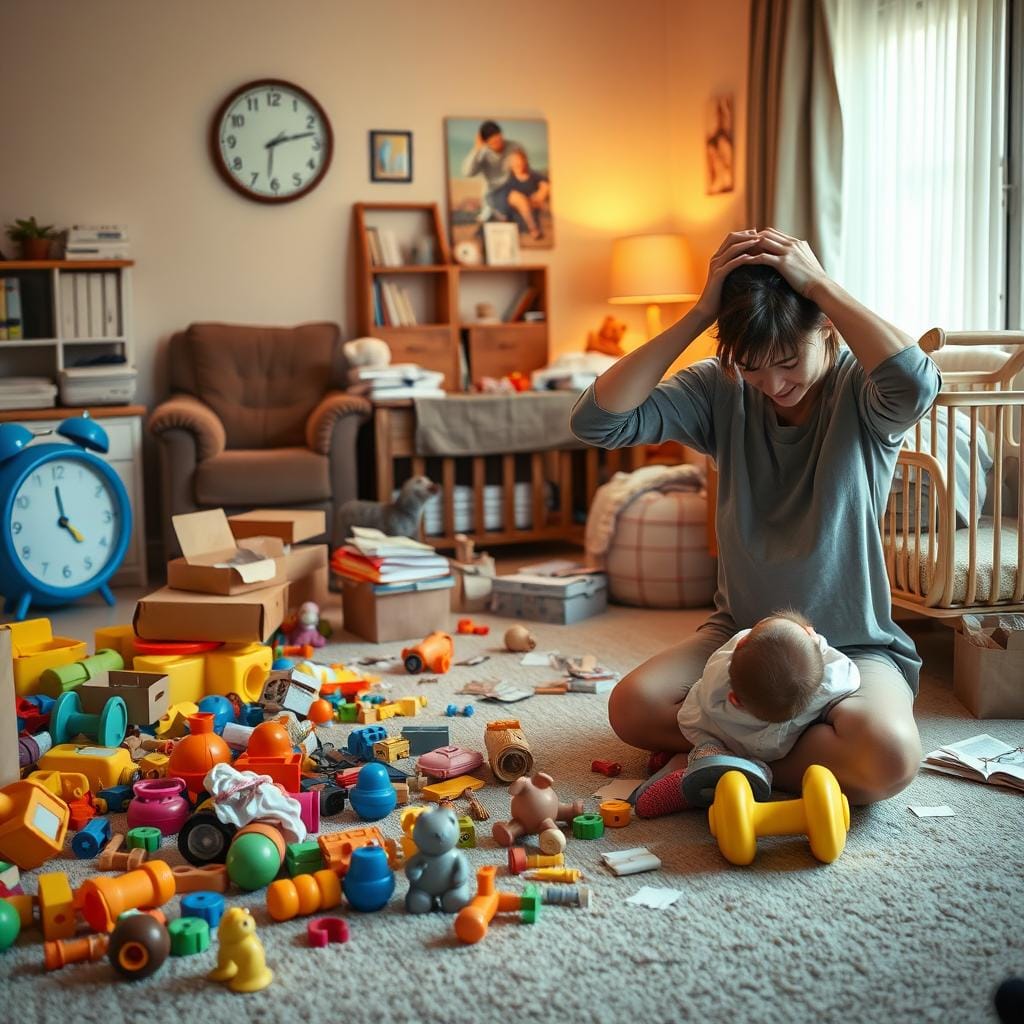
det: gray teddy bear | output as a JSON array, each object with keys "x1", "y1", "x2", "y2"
[{"x1": 404, "y1": 806, "x2": 471, "y2": 914}]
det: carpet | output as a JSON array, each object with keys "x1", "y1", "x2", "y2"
[{"x1": 4, "y1": 605, "x2": 1022, "y2": 1024}]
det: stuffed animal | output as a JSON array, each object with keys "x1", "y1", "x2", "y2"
[
  {"x1": 586, "y1": 315, "x2": 628, "y2": 357},
  {"x1": 335, "y1": 474, "x2": 439, "y2": 541},
  {"x1": 285, "y1": 601, "x2": 327, "y2": 648},
  {"x1": 491, "y1": 771, "x2": 585, "y2": 855},
  {"x1": 208, "y1": 907, "x2": 273, "y2": 993},
  {"x1": 343, "y1": 336, "x2": 393, "y2": 392},
  {"x1": 404, "y1": 806, "x2": 471, "y2": 913}
]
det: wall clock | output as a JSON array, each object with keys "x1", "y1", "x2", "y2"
[
  {"x1": 0, "y1": 415, "x2": 132, "y2": 620},
  {"x1": 210, "y1": 78, "x2": 334, "y2": 203}
]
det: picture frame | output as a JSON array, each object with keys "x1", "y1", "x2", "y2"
[
  {"x1": 482, "y1": 222, "x2": 521, "y2": 266},
  {"x1": 370, "y1": 130, "x2": 413, "y2": 183},
  {"x1": 705, "y1": 96, "x2": 734, "y2": 195}
]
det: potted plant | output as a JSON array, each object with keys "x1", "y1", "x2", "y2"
[{"x1": 5, "y1": 216, "x2": 59, "y2": 260}]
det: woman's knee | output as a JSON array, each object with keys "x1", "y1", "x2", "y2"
[{"x1": 842, "y1": 714, "x2": 922, "y2": 804}]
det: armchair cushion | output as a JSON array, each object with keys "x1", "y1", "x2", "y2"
[
  {"x1": 194, "y1": 448, "x2": 331, "y2": 507},
  {"x1": 148, "y1": 394, "x2": 227, "y2": 461},
  {"x1": 305, "y1": 391, "x2": 372, "y2": 454}
]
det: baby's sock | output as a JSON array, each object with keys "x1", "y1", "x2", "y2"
[{"x1": 633, "y1": 752, "x2": 692, "y2": 818}]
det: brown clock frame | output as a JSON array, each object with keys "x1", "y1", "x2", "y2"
[{"x1": 209, "y1": 78, "x2": 334, "y2": 204}]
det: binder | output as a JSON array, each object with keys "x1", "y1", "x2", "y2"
[
  {"x1": 87, "y1": 273, "x2": 104, "y2": 337},
  {"x1": 4, "y1": 279, "x2": 22, "y2": 340},
  {"x1": 73, "y1": 274, "x2": 89, "y2": 338},
  {"x1": 102, "y1": 272, "x2": 120, "y2": 336},
  {"x1": 0, "y1": 278, "x2": 7, "y2": 340},
  {"x1": 59, "y1": 274, "x2": 76, "y2": 339}
]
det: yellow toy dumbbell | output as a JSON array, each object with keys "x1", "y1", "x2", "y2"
[{"x1": 707, "y1": 764, "x2": 850, "y2": 866}]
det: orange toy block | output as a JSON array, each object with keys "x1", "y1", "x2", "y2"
[
  {"x1": 0, "y1": 780, "x2": 71, "y2": 869},
  {"x1": 317, "y1": 827, "x2": 385, "y2": 875},
  {"x1": 38, "y1": 871, "x2": 76, "y2": 940}
]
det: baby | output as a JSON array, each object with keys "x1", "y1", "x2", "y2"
[{"x1": 636, "y1": 610, "x2": 860, "y2": 816}]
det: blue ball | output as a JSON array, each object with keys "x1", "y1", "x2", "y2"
[{"x1": 197, "y1": 696, "x2": 236, "y2": 733}]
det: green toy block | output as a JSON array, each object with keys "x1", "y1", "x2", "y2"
[
  {"x1": 572, "y1": 813, "x2": 605, "y2": 840},
  {"x1": 456, "y1": 815, "x2": 476, "y2": 849},
  {"x1": 285, "y1": 839, "x2": 324, "y2": 876},
  {"x1": 336, "y1": 702, "x2": 359, "y2": 723},
  {"x1": 168, "y1": 916, "x2": 211, "y2": 956},
  {"x1": 126, "y1": 826, "x2": 161, "y2": 852},
  {"x1": 520, "y1": 884, "x2": 541, "y2": 924},
  {"x1": 38, "y1": 649, "x2": 124, "y2": 697}
]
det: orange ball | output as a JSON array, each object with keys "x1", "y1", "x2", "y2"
[
  {"x1": 306, "y1": 699, "x2": 334, "y2": 725},
  {"x1": 247, "y1": 721, "x2": 292, "y2": 757}
]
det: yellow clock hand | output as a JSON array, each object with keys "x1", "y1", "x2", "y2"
[{"x1": 58, "y1": 515, "x2": 85, "y2": 543}]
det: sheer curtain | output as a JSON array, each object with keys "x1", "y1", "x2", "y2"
[{"x1": 834, "y1": 0, "x2": 1008, "y2": 337}]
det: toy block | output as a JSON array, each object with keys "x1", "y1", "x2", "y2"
[
  {"x1": 71, "y1": 816, "x2": 112, "y2": 859},
  {"x1": 98, "y1": 785, "x2": 133, "y2": 814},
  {"x1": 401, "y1": 724, "x2": 450, "y2": 755},
  {"x1": 171, "y1": 864, "x2": 229, "y2": 894},
  {"x1": 93, "y1": 625, "x2": 139, "y2": 665},
  {"x1": 8, "y1": 619, "x2": 87, "y2": 697},
  {"x1": 457, "y1": 815, "x2": 477, "y2": 849},
  {"x1": 356, "y1": 704, "x2": 378, "y2": 724},
  {"x1": 317, "y1": 827, "x2": 385, "y2": 875},
  {"x1": 37, "y1": 871, "x2": 76, "y2": 940},
  {"x1": 372, "y1": 737, "x2": 411, "y2": 763},
  {"x1": 36, "y1": 744, "x2": 138, "y2": 793},
  {"x1": 138, "y1": 751, "x2": 170, "y2": 778},
  {"x1": 133, "y1": 654, "x2": 205, "y2": 706},
  {"x1": 154, "y1": 701, "x2": 200, "y2": 738},
  {"x1": 205, "y1": 643, "x2": 273, "y2": 703},
  {"x1": 259, "y1": 666, "x2": 320, "y2": 717},
  {"x1": 285, "y1": 840, "x2": 324, "y2": 877},
  {"x1": 336, "y1": 702, "x2": 359, "y2": 723},
  {"x1": 394, "y1": 696, "x2": 427, "y2": 717},
  {"x1": 0, "y1": 860, "x2": 20, "y2": 890},
  {"x1": 26, "y1": 769, "x2": 90, "y2": 802},
  {"x1": 421, "y1": 775, "x2": 486, "y2": 803},
  {"x1": 232, "y1": 751, "x2": 302, "y2": 793},
  {"x1": 347, "y1": 725, "x2": 387, "y2": 761}
]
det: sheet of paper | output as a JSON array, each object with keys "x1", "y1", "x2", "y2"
[
  {"x1": 520, "y1": 650, "x2": 558, "y2": 666},
  {"x1": 909, "y1": 805, "x2": 956, "y2": 818},
  {"x1": 594, "y1": 779, "x2": 644, "y2": 801},
  {"x1": 626, "y1": 886, "x2": 682, "y2": 909}
]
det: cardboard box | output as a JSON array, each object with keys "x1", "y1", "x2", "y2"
[
  {"x1": 133, "y1": 585, "x2": 287, "y2": 643},
  {"x1": 78, "y1": 670, "x2": 171, "y2": 725},
  {"x1": 229, "y1": 509, "x2": 326, "y2": 544},
  {"x1": 0, "y1": 628, "x2": 19, "y2": 786},
  {"x1": 490, "y1": 572, "x2": 608, "y2": 625},
  {"x1": 450, "y1": 557, "x2": 496, "y2": 613},
  {"x1": 167, "y1": 509, "x2": 287, "y2": 596},
  {"x1": 342, "y1": 578, "x2": 452, "y2": 643},
  {"x1": 953, "y1": 619, "x2": 1024, "y2": 718}
]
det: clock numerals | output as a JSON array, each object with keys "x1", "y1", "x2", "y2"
[
  {"x1": 15, "y1": 496, "x2": 29, "y2": 510},
  {"x1": 267, "y1": 91, "x2": 281, "y2": 107},
  {"x1": 62, "y1": 565, "x2": 72, "y2": 580},
  {"x1": 250, "y1": 172, "x2": 259, "y2": 187},
  {"x1": 225, "y1": 135, "x2": 237, "y2": 149},
  {"x1": 85, "y1": 557, "x2": 93, "y2": 572},
  {"x1": 292, "y1": 173, "x2": 302, "y2": 187},
  {"x1": 21, "y1": 545, "x2": 30, "y2": 560},
  {"x1": 246, "y1": 96, "x2": 259, "y2": 112},
  {"x1": 312, "y1": 138, "x2": 321, "y2": 152},
  {"x1": 231, "y1": 114, "x2": 245, "y2": 128},
  {"x1": 270, "y1": 178, "x2": 280, "y2": 193},
  {"x1": 232, "y1": 157, "x2": 242, "y2": 171},
  {"x1": 12, "y1": 522, "x2": 22, "y2": 535},
  {"x1": 306, "y1": 114, "x2": 316, "y2": 130}
]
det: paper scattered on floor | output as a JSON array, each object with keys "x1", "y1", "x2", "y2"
[
  {"x1": 457, "y1": 679, "x2": 534, "y2": 702},
  {"x1": 594, "y1": 779, "x2": 643, "y2": 801},
  {"x1": 626, "y1": 886, "x2": 683, "y2": 910},
  {"x1": 909, "y1": 805, "x2": 956, "y2": 818},
  {"x1": 601, "y1": 847, "x2": 662, "y2": 876},
  {"x1": 520, "y1": 650, "x2": 559, "y2": 666}
]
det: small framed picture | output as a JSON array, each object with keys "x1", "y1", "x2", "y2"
[
  {"x1": 483, "y1": 222, "x2": 521, "y2": 265},
  {"x1": 369, "y1": 130, "x2": 413, "y2": 183}
]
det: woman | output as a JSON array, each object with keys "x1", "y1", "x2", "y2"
[{"x1": 570, "y1": 228, "x2": 941, "y2": 813}]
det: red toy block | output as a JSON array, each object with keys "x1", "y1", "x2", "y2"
[
  {"x1": 307, "y1": 916, "x2": 349, "y2": 947},
  {"x1": 591, "y1": 759, "x2": 622, "y2": 777}
]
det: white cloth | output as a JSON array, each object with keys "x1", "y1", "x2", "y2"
[
  {"x1": 677, "y1": 630, "x2": 861, "y2": 762},
  {"x1": 204, "y1": 762, "x2": 307, "y2": 845}
]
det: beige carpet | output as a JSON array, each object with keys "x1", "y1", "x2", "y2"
[{"x1": 4, "y1": 601, "x2": 1023, "y2": 1024}]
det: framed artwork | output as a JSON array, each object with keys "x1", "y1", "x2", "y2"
[
  {"x1": 370, "y1": 130, "x2": 413, "y2": 183},
  {"x1": 444, "y1": 116, "x2": 553, "y2": 252},
  {"x1": 482, "y1": 222, "x2": 520, "y2": 266},
  {"x1": 705, "y1": 95, "x2": 734, "y2": 195}
]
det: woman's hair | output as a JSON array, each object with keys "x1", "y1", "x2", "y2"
[
  {"x1": 714, "y1": 265, "x2": 839, "y2": 377},
  {"x1": 728, "y1": 609, "x2": 824, "y2": 722}
]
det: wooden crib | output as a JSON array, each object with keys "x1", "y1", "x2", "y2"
[{"x1": 884, "y1": 328, "x2": 1024, "y2": 617}]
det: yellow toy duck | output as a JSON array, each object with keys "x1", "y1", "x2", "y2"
[{"x1": 208, "y1": 907, "x2": 273, "y2": 993}]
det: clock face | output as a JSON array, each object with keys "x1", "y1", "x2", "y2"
[
  {"x1": 212, "y1": 79, "x2": 333, "y2": 202},
  {"x1": 9, "y1": 456, "x2": 121, "y2": 589}
]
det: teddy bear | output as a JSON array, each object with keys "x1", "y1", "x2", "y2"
[
  {"x1": 491, "y1": 772, "x2": 585, "y2": 855},
  {"x1": 585, "y1": 315, "x2": 628, "y2": 358},
  {"x1": 208, "y1": 907, "x2": 273, "y2": 993},
  {"x1": 404, "y1": 805, "x2": 472, "y2": 914}
]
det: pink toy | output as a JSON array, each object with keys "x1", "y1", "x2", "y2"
[
  {"x1": 127, "y1": 778, "x2": 190, "y2": 836},
  {"x1": 286, "y1": 602, "x2": 327, "y2": 648},
  {"x1": 491, "y1": 772, "x2": 585, "y2": 856}
]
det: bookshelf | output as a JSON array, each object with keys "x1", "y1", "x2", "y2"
[{"x1": 352, "y1": 202, "x2": 548, "y2": 391}]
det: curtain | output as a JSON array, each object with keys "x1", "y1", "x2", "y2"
[
  {"x1": 834, "y1": 0, "x2": 1008, "y2": 336},
  {"x1": 747, "y1": 0, "x2": 844, "y2": 274}
]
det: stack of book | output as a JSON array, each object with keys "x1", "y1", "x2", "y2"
[
  {"x1": 330, "y1": 527, "x2": 454, "y2": 595},
  {"x1": 366, "y1": 228, "x2": 404, "y2": 266},
  {"x1": 0, "y1": 278, "x2": 23, "y2": 339},
  {"x1": 0, "y1": 377, "x2": 57, "y2": 409},
  {"x1": 373, "y1": 279, "x2": 420, "y2": 326},
  {"x1": 353, "y1": 363, "x2": 445, "y2": 400},
  {"x1": 64, "y1": 224, "x2": 131, "y2": 261}
]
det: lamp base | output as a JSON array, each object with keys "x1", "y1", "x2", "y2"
[{"x1": 645, "y1": 304, "x2": 664, "y2": 340}]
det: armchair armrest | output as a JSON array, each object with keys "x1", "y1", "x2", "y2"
[
  {"x1": 305, "y1": 391, "x2": 372, "y2": 455},
  {"x1": 148, "y1": 394, "x2": 227, "y2": 461}
]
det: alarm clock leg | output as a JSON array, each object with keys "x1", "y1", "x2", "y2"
[
  {"x1": 98, "y1": 584, "x2": 115, "y2": 607},
  {"x1": 11, "y1": 593, "x2": 30, "y2": 622}
]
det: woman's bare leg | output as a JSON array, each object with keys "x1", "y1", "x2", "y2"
[{"x1": 770, "y1": 657, "x2": 921, "y2": 805}]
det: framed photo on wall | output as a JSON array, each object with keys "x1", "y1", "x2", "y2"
[
  {"x1": 482, "y1": 222, "x2": 521, "y2": 266},
  {"x1": 444, "y1": 116, "x2": 553, "y2": 252},
  {"x1": 370, "y1": 130, "x2": 413, "y2": 183},
  {"x1": 705, "y1": 96, "x2": 734, "y2": 195}
]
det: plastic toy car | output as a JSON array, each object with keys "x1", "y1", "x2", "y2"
[{"x1": 416, "y1": 745, "x2": 485, "y2": 781}]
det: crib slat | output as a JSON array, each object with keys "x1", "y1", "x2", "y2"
[
  {"x1": 965, "y1": 409, "x2": 979, "y2": 607},
  {"x1": 442, "y1": 458, "x2": 456, "y2": 540},
  {"x1": 560, "y1": 452, "x2": 573, "y2": 529},
  {"x1": 531, "y1": 453, "x2": 545, "y2": 531},
  {"x1": 502, "y1": 455, "x2": 515, "y2": 534},
  {"x1": 989, "y1": 405, "x2": 1004, "y2": 605},
  {"x1": 472, "y1": 457, "x2": 486, "y2": 536},
  {"x1": 941, "y1": 405, "x2": 957, "y2": 606}
]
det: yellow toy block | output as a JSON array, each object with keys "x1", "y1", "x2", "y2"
[
  {"x1": 8, "y1": 619, "x2": 87, "y2": 697},
  {"x1": 399, "y1": 806, "x2": 426, "y2": 861},
  {"x1": 154, "y1": 702, "x2": 199, "y2": 738},
  {"x1": 133, "y1": 653, "x2": 205, "y2": 705},
  {"x1": 374, "y1": 703, "x2": 400, "y2": 721},
  {"x1": 26, "y1": 770, "x2": 90, "y2": 803},
  {"x1": 92, "y1": 625, "x2": 139, "y2": 665},
  {"x1": 356, "y1": 704, "x2": 378, "y2": 724},
  {"x1": 421, "y1": 775, "x2": 486, "y2": 803},
  {"x1": 372, "y1": 737, "x2": 410, "y2": 763},
  {"x1": 395, "y1": 696, "x2": 427, "y2": 717},
  {"x1": 138, "y1": 751, "x2": 170, "y2": 778},
  {"x1": 38, "y1": 871, "x2": 76, "y2": 940},
  {"x1": 36, "y1": 744, "x2": 138, "y2": 793},
  {"x1": 204, "y1": 643, "x2": 272, "y2": 703}
]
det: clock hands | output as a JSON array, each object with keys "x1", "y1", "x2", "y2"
[
  {"x1": 264, "y1": 131, "x2": 316, "y2": 148},
  {"x1": 54, "y1": 486, "x2": 85, "y2": 543}
]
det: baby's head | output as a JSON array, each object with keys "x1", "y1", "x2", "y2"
[{"x1": 728, "y1": 609, "x2": 823, "y2": 722}]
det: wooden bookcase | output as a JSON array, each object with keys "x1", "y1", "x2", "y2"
[{"x1": 352, "y1": 202, "x2": 548, "y2": 390}]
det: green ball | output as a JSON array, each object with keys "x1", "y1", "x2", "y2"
[
  {"x1": 0, "y1": 898, "x2": 20, "y2": 951},
  {"x1": 226, "y1": 833, "x2": 282, "y2": 891}
]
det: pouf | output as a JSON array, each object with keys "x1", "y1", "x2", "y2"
[{"x1": 604, "y1": 488, "x2": 716, "y2": 608}]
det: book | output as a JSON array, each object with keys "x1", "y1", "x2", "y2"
[
  {"x1": 378, "y1": 229, "x2": 403, "y2": 267},
  {"x1": 396, "y1": 285, "x2": 417, "y2": 326},
  {"x1": 371, "y1": 575, "x2": 455, "y2": 596},
  {"x1": 4, "y1": 279, "x2": 22, "y2": 339},
  {"x1": 0, "y1": 279, "x2": 6, "y2": 340},
  {"x1": 369, "y1": 386, "x2": 446, "y2": 400},
  {"x1": 65, "y1": 242, "x2": 131, "y2": 260},
  {"x1": 382, "y1": 282, "x2": 405, "y2": 326},
  {"x1": 331, "y1": 545, "x2": 450, "y2": 584},
  {"x1": 102, "y1": 272, "x2": 120, "y2": 336},
  {"x1": 921, "y1": 734, "x2": 1024, "y2": 792},
  {"x1": 59, "y1": 273, "x2": 76, "y2": 338},
  {"x1": 69, "y1": 224, "x2": 129, "y2": 241},
  {"x1": 504, "y1": 286, "x2": 539, "y2": 322},
  {"x1": 366, "y1": 227, "x2": 382, "y2": 267},
  {"x1": 73, "y1": 274, "x2": 89, "y2": 336},
  {"x1": 87, "y1": 273, "x2": 104, "y2": 337},
  {"x1": 346, "y1": 526, "x2": 436, "y2": 557}
]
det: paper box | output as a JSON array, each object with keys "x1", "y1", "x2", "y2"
[
  {"x1": 228, "y1": 509, "x2": 326, "y2": 544},
  {"x1": 449, "y1": 556, "x2": 496, "y2": 613},
  {"x1": 78, "y1": 670, "x2": 171, "y2": 725},
  {"x1": 167, "y1": 509, "x2": 287, "y2": 596},
  {"x1": 342, "y1": 578, "x2": 452, "y2": 643},
  {"x1": 260, "y1": 668, "x2": 322, "y2": 717},
  {"x1": 953, "y1": 619, "x2": 1024, "y2": 718},
  {"x1": 490, "y1": 572, "x2": 608, "y2": 625},
  {"x1": 133, "y1": 585, "x2": 287, "y2": 643}
]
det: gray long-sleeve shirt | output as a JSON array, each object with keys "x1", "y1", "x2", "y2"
[{"x1": 570, "y1": 345, "x2": 941, "y2": 692}]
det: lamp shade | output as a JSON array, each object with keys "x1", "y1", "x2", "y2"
[{"x1": 608, "y1": 233, "x2": 700, "y2": 304}]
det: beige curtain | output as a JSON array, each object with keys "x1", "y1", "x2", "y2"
[{"x1": 746, "y1": 0, "x2": 843, "y2": 274}]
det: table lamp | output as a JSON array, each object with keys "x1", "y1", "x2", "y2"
[{"x1": 608, "y1": 233, "x2": 700, "y2": 338}]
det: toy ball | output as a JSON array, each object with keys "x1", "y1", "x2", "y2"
[
  {"x1": 504, "y1": 625, "x2": 536, "y2": 652},
  {"x1": 226, "y1": 831, "x2": 283, "y2": 891},
  {"x1": 306, "y1": 699, "x2": 334, "y2": 725},
  {"x1": 271, "y1": 656, "x2": 296, "y2": 671},
  {"x1": 197, "y1": 695, "x2": 237, "y2": 734},
  {"x1": 349, "y1": 762, "x2": 397, "y2": 821},
  {"x1": 247, "y1": 720, "x2": 292, "y2": 758},
  {"x1": 108, "y1": 912, "x2": 171, "y2": 980},
  {"x1": 0, "y1": 897, "x2": 20, "y2": 951}
]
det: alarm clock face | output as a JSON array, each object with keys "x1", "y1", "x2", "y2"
[{"x1": 9, "y1": 456, "x2": 121, "y2": 588}]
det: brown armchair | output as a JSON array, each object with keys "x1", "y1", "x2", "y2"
[{"x1": 148, "y1": 321, "x2": 371, "y2": 558}]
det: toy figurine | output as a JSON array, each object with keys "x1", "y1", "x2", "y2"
[
  {"x1": 286, "y1": 602, "x2": 327, "y2": 648},
  {"x1": 335, "y1": 474, "x2": 439, "y2": 541},
  {"x1": 492, "y1": 772, "x2": 585, "y2": 856},
  {"x1": 404, "y1": 806, "x2": 471, "y2": 914},
  {"x1": 208, "y1": 907, "x2": 273, "y2": 993},
  {"x1": 585, "y1": 315, "x2": 628, "y2": 357}
]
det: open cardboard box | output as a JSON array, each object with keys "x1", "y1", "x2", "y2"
[
  {"x1": 167, "y1": 509, "x2": 288, "y2": 596},
  {"x1": 953, "y1": 615, "x2": 1024, "y2": 718},
  {"x1": 134, "y1": 584, "x2": 287, "y2": 643},
  {"x1": 78, "y1": 670, "x2": 171, "y2": 725},
  {"x1": 229, "y1": 508, "x2": 326, "y2": 545}
]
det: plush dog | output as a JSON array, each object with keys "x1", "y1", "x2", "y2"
[{"x1": 336, "y1": 475, "x2": 439, "y2": 541}]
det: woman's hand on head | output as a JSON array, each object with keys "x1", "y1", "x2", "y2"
[
  {"x1": 748, "y1": 228, "x2": 829, "y2": 299},
  {"x1": 693, "y1": 230, "x2": 763, "y2": 326}
]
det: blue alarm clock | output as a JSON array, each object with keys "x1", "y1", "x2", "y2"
[{"x1": 0, "y1": 413, "x2": 132, "y2": 621}]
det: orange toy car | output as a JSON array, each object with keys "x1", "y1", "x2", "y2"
[{"x1": 401, "y1": 632, "x2": 453, "y2": 674}]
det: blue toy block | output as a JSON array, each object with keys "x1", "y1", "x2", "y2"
[
  {"x1": 99, "y1": 784, "x2": 134, "y2": 813},
  {"x1": 347, "y1": 725, "x2": 388, "y2": 761},
  {"x1": 71, "y1": 816, "x2": 112, "y2": 859},
  {"x1": 241, "y1": 703, "x2": 264, "y2": 727},
  {"x1": 180, "y1": 891, "x2": 225, "y2": 929}
]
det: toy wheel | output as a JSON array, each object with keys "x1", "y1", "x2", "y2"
[
  {"x1": 108, "y1": 913, "x2": 171, "y2": 980},
  {"x1": 97, "y1": 695, "x2": 128, "y2": 746},
  {"x1": 801, "y1": 765, "x2": 850, "y2": 864},
  {"x1": 708, "y1": 770, "x2": 758, "y2": 866},
  {"x1": 403, "y1": 653, "x2": 424, "y2": 673},
  {"x1": 49, "y1": 691, "x2": 79, "y2": 746},
  {"x1": 177, "y1": 812, "x2": 237, "y2": 866}
]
